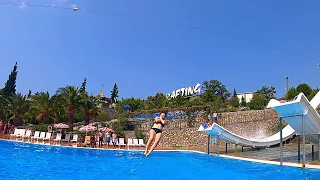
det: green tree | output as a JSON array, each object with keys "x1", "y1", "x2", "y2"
[
  {"x1": 240, "y1": 96, "x2": 246, "y2": 107},
  {"x1": 145, "y1": 93, "x2": 168, "y2": 109},
  {"x1": 0, "y1": 94, "x2": 10, "y2": 121},
  {"x1": 111, "y1": 83, "x2": 119, "y2": 103},
  {"x1": 296, "y1": 83, "x2": 312, "y2": 97},
  {"x1": 30, "y1": 92, "x2": 53, "y2": 124},
  {"x1": 96, "y1": 110, "x2": 110, "y2": 122},
  {"x1": 285, "y1": 87, "x2": 298, "y2": 100},
  {"x1": 229, "y1": 96, "x2": 240, "y2": 108},
  {"x1": 56, "y1": 86, "x2": 81, "y2": 125},
  {"x1": 80, "y1": 94, "x2": 99, "y2": 124},
  {"x1": 229, "y1": 88, "x2": 239, "y2": 107},
  {"x1": 202, "y1": 80, "x2": 230, "y2": 102},
  {"x1": 2, "y1": 62, "x2": 18, "y2": 98},
  {"x1": 9, "y1": 93, "x2": 29, "y2": 126},
  {"x1": 79, "y1": 77, "x2": 87, "y2": 94},
  {"x1": 308, "y1": 88, "x2": 319, "y2": 101},
  {"x1": 248, "y1": 94, "x2": 267, "y2": 110},
  {"x1": 51, "y1": 94, "x2": 67, "y2": 124},
  {"x1": 257, "y1": 86, "x2": 276, "y2": 100},
  {"x1": 116, "y1": 97, "x2": 144, "y2": 112}
]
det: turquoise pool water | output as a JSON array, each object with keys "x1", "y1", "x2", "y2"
[{"x1": 0, "y1": 140, "x2": 319, "y2": 180}]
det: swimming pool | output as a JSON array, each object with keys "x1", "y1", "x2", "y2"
[{"x1": 0, "y1": 140, "x2": 319, "y2": 180}]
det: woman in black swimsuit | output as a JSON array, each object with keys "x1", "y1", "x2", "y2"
[{"x1": 144, "y1": 113, "x2": 166, "y2": 157}]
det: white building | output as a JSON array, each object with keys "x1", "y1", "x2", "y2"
[{"x1": 237, "y1": 92, "x2": 257, "y2": 103}]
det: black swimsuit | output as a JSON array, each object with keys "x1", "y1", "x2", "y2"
[{"x1": 152, "y1": 121, "x2": 164, "y2": 134}]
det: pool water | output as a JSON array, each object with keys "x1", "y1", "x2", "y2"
[{"x1": 0, "y1": 140, "x2": 319, "y2": 180}]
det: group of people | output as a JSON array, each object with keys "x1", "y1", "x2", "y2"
[
  {"x1": 89, "y1": 130, "x2": 118, "y2": 148},
  {"x1": 0, "y1": 120, "x2": 14, "y2": 134}
]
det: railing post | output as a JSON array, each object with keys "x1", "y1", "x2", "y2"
[
  {"x1": 318, "y1": 135, "x2": 320, "y2": 160},
  {"x1": 298, "y1": 135, "x2": 300, "y2": 163},
  {"x1": 207, "y1": 135, "x2": 210, "y2": 154},
  {"x1": 225, "y1": 143, "x2": 228, "y2": 155},
  {"x1": 280, "y1": 117, "x2": 283, "y2": 166},
  {"x1": 312, "y1": 145, "x2": 314, "y2": 161}
]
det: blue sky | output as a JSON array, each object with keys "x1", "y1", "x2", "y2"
[{"x1": 0, "y1": 0, "x2": 319, "y2": 99}]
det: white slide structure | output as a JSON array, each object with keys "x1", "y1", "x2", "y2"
[
  {"x1": 199, "y1": 91, "x2": 320, "y2": 147},
  {"x1": 198, "y1": 123, "x2": 295, "y2": 148},
  {"x1": 267, "y1": 92, "x2": 320, "y2": 145}
]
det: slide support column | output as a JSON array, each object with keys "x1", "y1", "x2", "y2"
[{"x1": 302, "y1": 115, "x2": 306, "y2": 168}]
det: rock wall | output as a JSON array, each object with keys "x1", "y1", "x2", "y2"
[{"x1": 124, "y1": 109, "x2": 280, "y2": 147}]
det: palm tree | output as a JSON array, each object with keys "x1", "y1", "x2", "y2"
[
  {"x1": 80, "y1": 93, "x2": 99, "y2": 125},
  {"x1": 51, "y1": 94, "x2": 66, "y2": 124},
  {"x1": 56, "y1": 86, "x2": 80, "y2": 126},
  {"x1": 0, "y1": 94, "x2": 10, "y2": 122},
  {"x1": 30, "y1": 92, "x2": 53, "y2": 124},
  {"x1": 9, "y1": 93, "x2": 29, "y2": 126}
]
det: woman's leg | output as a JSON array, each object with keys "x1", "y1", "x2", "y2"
[
  {"x1": 146, "y1": 133, "x2": 162, "y2": 157},
  {"x1": 144, "y1": 129, "x2": 156, "y2": 154}
]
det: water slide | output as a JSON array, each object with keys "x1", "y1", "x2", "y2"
[
  {"x1": 199, "y1": 91, "x2": 320, "y2": 147},
  {"x1": 198, "y1": 123, "x2": 295, "y2": 148},
  {"x1": 267, "y1": 92, "x2": 320, "y2": 145}
]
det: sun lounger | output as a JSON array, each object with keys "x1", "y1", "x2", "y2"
[
  {"x1": 16, "y1": 129, "x2": 26, "y2": 139},
  {"x1": 127, "y1": 138, "x2": 134, "y2": 147},
  {"x1": 53, "y1": 133, "x2": 62, "y2": 142},
  {"x1": 31, "y1": 131, "x2": 40, "y2": 140},
  {"x1": 44, "y1": 132, "x2": 52, "y2": 141},
  {"x1": 133, "y1": 139, "x2": 139, "y2": 146},
  {"x1": 23, "y1": 130, "x2": 32, "y2": 140},
  {"x1": 70, "y1": 134, "x2": 78, "y2": 143},
  {"x1": 10, "y1": 129, "x2": 20, "y2": 138},
  {"x1": 38, "y1": 132, "x2": 46, "y2": 141},
  {"x1": 62, "y1": 134, "x2": 70, "y2": 142},
  {"x1": 117, "y1": 138, "x2": 126, "y2": 148},
  {"x1": 138, "y1": 139, "x2": 146, "y2": 146}
]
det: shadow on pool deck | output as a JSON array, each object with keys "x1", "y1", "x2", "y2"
[{"x1": 208, "y1": 143, "x2": 320, "y2": 165}]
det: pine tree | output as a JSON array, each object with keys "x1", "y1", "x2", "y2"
[
  {"x1": 241, "y1": 96, "x2": 246, "y2": 107},
  {"x1": 110, "y1": 83, "x2": 119, "y2": 102},
  {"x1": 233, "y1": 88, "x2": 237, "y2": 97},
  {"x1": 3, "y1": 62, "x2": 18, "y2": 97},
  {"x1": 79, "y1": 77, "x2": 87, "y2": 94},
  {"x1": 230, "y1": 88, "x2": 239, "y2": 107}
]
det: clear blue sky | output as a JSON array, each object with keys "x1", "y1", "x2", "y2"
[{"x1": 0, "y1": 0, "x2": 319, "y2": 99}]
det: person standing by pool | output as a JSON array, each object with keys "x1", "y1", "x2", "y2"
[
  {"x1": 144, "y1": 113, "x2": 166, "y2": 157},
  {"x1": 112, "y1": 133, "x2": 118, "y2": 148},
  {"x1": 213, "y1": 112, "x2": 218, "y2": 124},
  {"x1": 98, "y1": 130, "x2": 103, "y2": 147},
  {"x1": 106, "y1": 131, "x2": 111, "y2": 147}
]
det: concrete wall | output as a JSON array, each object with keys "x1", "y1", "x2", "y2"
[{"x1": 124, "y1": 109, "x2": 280, "y2": 147}]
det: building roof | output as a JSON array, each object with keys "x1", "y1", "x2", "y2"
[
  {"x1": 97, "y1": 91, "x2": 105, "y2": 98},
  {"x1": 237, "y1": 91, "x2": 257, "y2": 95}
]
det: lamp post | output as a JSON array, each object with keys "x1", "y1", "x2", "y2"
[{"x1": 284, "y1": 76, "x2": 289, "y2": 94}]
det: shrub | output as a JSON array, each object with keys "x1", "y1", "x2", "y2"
[
  {"x1": 32, "y1": 124, "x2": 48, "y2": 132},
  {"x1": 134, "y1": 129, "x2": 146, "y2": 140}
]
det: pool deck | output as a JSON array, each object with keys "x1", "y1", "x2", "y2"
[{"x1": 1, "y1": 134, "x2": 320, "y2": 170}]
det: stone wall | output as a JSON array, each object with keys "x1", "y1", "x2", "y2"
[{"x1": 124, "y1": 109, "x2": 280, "y2": 147}]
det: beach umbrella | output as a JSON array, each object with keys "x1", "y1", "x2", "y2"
[
  {"x1": 79, "y1": 125, "x2": 97, "y2": 136},
  {"x1": 54, "y1": 123, "x2": 69, "y2": 129},
  {"x1": 79, "y1": 125, "x2": 97, "y2": 132},
  {"x1": 122, "y1": 104, "x2": 131, "y2": 109},
  {"x1": 99, "y1": 127, "x2": 114, "y2": 132}
]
